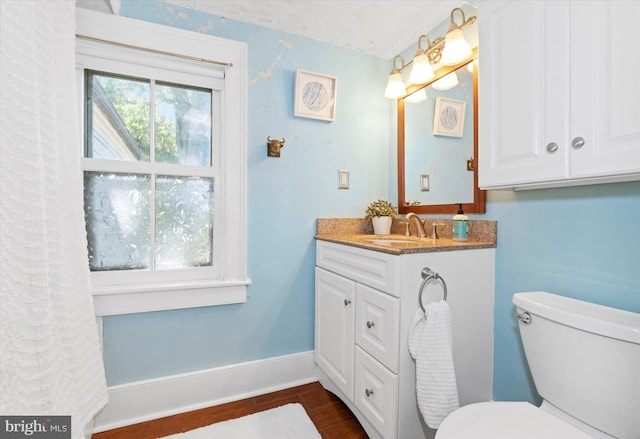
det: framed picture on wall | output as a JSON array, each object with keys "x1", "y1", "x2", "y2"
[
  {"x1": 432, "y1": 97, "x2": 466, "y2": 137},
  {"x1": 294, "y1": 69, "x2": 337, "y2": 122}
]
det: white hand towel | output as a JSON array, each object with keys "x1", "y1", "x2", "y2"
[{"x1": 408, "y1": 300, "x2": 460, "y2": 429}]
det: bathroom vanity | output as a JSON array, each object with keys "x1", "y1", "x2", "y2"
[{"x1": 314, "y1": 219, "x2": 496, "y2": 439}]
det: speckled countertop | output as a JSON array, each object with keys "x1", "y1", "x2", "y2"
[{"x1": 315, "y1": 218, "x2": 497, "y2": 255}]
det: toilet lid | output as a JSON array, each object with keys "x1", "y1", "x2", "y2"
[{"x1": 436, "y1": 402, "x2": 594, "y2": 439}]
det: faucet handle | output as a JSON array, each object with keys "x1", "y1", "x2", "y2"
[
  {"x1": 430, "y1": 223, "x2": 446, "y2": 239},
  {"x1": 403, "y1": 220, "x2": 411, "y2": 237},
  {"x1": 397, "y1": 219, "x2": 410, "y2": 236}
]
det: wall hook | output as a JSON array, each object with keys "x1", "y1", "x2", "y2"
[{"x1": 267, "y1": 136, "x2": 285, "y2": 157}]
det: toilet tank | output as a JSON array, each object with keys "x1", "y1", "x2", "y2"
[{"x1": 513, "y1": 291, "x2": 640, "y2": 439}]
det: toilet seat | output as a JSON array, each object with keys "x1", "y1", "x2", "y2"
[{"x1": 436, "y1": 401, "x2": 594, "y2": 439}]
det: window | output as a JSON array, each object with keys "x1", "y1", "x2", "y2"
[
  {"x1": 84, "y1": 72, "x2": 216, "y2": 272},
  {"x1": 76, "y1": 10, "x2": 248, "y2": 316}
]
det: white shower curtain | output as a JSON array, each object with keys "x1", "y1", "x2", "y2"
[{"x1": 0, "y1": 1, "x2": 108, "y2": 437}]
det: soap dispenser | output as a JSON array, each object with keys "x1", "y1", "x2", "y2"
[{"x1": 452, "y1": 204, "x2": 468, "y2": 242}]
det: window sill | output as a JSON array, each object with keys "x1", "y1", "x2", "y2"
[{"x1": 92, "y1": 279, "x2": 251, "y2": 316}]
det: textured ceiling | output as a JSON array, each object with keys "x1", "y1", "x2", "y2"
[{"x1": 160, "y1": 0, "x2": 468, "y2": 59}]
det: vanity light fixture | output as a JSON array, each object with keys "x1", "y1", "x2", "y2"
[
  {"x1": 384, "y1": 7, "x2": 476, "y2": 98},
  {"x1": 384, "y1": 55, "x2": 407, "y2": 99},
  {"x1": 431, "y1": 71, "x2": 459, "y2": 91},
  {"x1": 441, "y1": 8, "x2": 474, "y2": 66}
]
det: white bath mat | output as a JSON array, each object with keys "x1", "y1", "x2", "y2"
[{"x1": 159, "y1": 403, "x2": 321, "y2": 439}]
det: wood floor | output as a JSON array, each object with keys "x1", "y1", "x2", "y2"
[{"x1": 91, "y1": 381, "x2": 368, "y2": 439}]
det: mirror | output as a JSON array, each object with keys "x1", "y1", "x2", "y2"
[{"x1": 397, "y1": 50, "x2": 485, "y2": 214}]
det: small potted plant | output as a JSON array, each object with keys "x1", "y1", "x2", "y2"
[{"x1": 365, "y1": 199, "x2": 397, "y2": 235}]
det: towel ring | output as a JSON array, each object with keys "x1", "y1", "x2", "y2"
[{"x1": 418, "y1": 267, "x2": 448, "y2": 313}]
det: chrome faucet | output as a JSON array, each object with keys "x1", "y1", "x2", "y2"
[{"x1": 405, "y1": 213, "x2": 426, "y2": 238}]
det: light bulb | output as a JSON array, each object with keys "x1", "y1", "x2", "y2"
[
  {"x1": 404, "y1": 88, "x2": 427, "y2": 104},
  {"x1": 431, "y1": 72, "x2": 458, "y2": 91},
  {"x1": 384, "y1": 71, "x2": 406, "y2": 99},
  {"x1": 441, "y1": 27, "x2": 472, "y2": 66},
  {"x1": 409, "y1": 52, "x2": 435, "y2": 85}
]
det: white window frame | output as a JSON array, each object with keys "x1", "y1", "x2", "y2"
[{"x1": 76, "y1": 9, "x2": 249, "y2": 316}]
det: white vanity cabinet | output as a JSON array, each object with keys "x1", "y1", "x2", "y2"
[
  {"x1": 315, "y1": 267, "x2": 356, "y2": 401},
  {"x1": 315, "y1": 268, "x2": 400, "y2": 438},
  {"x1": 315, "y1": 240, "x2": 495, "y2": 439},
  {"x1": 478, "y1": 0, "x2": 640, "y2": 190}
]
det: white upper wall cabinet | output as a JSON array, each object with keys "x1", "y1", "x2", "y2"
[{"x1": 478, "y1": 1, "x2": 640, "y2": 190}]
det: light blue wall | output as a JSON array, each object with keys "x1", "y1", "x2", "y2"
[
  {"x1": 487, "y1": 182, "x2": 640, "y2": 402},
  {"x1": 103, "y1": 1, "x2": 391, "y2": 385},
  {"x1": 105, "y1": 2, "x2": 640, "y2": 410}
]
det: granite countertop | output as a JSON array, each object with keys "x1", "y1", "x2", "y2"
[{"x1": 315, "y1": 218, "x2": 497, "y2": 255}]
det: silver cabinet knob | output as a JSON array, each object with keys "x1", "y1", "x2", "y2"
[
  {"x1": 365, "y1": 389, "x2": 374, "y2": 397},
  {"x1": 344, "y1": 299, "x2": 351, "y2": 306},
  {"x1": 572, "y1": 137, "x2": 585, "y2": 149},
  {"x1": 366, "y1": 321, "x2": 375, "y2": 329},
  {"x1": 546, "y1": 142, "x2": 559, "y2": 154}
]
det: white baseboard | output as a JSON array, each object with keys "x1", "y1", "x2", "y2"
[{"x1": 93, "y1": 351, "x2": 317, "y2": 433}]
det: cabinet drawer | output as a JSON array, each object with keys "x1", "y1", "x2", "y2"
[
  {"x1": 354, "y1": 346, "x2": 398, "y2": 439},
  {"x1": 356, "y1": 283, "x2": 400, "y2": 373},
  {"x1": 316, "y1": 241, "x2": 399, "y2": 296}
]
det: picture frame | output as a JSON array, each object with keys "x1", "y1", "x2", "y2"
[
  {"x1": 294, "y1": 69, "x2": 337, "y2": 122},
  {"x1": 432, "y1": 96, "x2": 466, "y2": 137}
]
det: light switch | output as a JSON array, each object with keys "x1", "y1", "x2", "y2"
[
  {"x1": 338, "y1": 170, "x2": 349, "y2": 189},
  {"x1": 420, "y1": 174, "x2": 430, "y2": 191}
]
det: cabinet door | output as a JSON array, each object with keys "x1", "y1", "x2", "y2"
[
  {"x1": 315, "y1": 267, "x2": 355, "y2": 401},
  {"x1": 354, "y1": 346, "x2": 398, "y2": 439},
  {"x1": 355, "y1": 283, "x2": 400, "y2": 374},
  {"x1": 570, "y1": 1, "x2": 640, "y2": 178},
  {"x1": 479, "y1": 0, "x2": 570, "y2": 188}
]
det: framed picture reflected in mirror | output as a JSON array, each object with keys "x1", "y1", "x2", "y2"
[{"x1": 433, "y1": 96, "x2": 466, "y2": 137}]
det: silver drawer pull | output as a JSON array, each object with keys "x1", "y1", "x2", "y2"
[
  {"x1": 546, "y1": 142, "x2": 559, "y2": 153},
  {"x1": 365, "y1": 389, "x2": 374, "y2": 397},
  {"x1": 366, "y1": 321, "x2": 375, "y2": 329},
  {"x1": 344, "y1": 299, "x2": 351, "y2": 306},
  {"x1": 572, "y1": 137, "x2": 585, "y2": 149},
  {"x1": 517, "y1": 312, "x2": 532, "y2": 325}
]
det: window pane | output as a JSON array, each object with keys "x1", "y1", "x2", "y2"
[
  {"x1": 87, "y1": 72, "x2": 150, "y2": 161},
  {"x1": 155, "y1": 176, "x2": 213, "y2": 270},
  {"x1": 155, "y1": 83, "x2": 212, "y2": 166},
  {"x1": 84, "y1": 172, "x2": 151, "y2": 271}
]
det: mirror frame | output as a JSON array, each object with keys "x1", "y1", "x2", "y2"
[{"x1": 397, "y1": 48, "x2": 485, "y2": 215}]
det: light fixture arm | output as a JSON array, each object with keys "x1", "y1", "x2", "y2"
[
  {"x1": 391, "y1": 54, "x2": 406, "y2": 74},
  {"x1": 415, "y1": 35, "x2": 431, "y2": 54},
  {"x1": 415, "y1": 34, "x2": 445, "y2": 65},
  {"x1": 449, "y1": 8, "x2": 474, "y2": 30}
]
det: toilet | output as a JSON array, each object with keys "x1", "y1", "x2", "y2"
[{"x1": 436, "y1": 291, "x2": 640, "y2": 439}]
